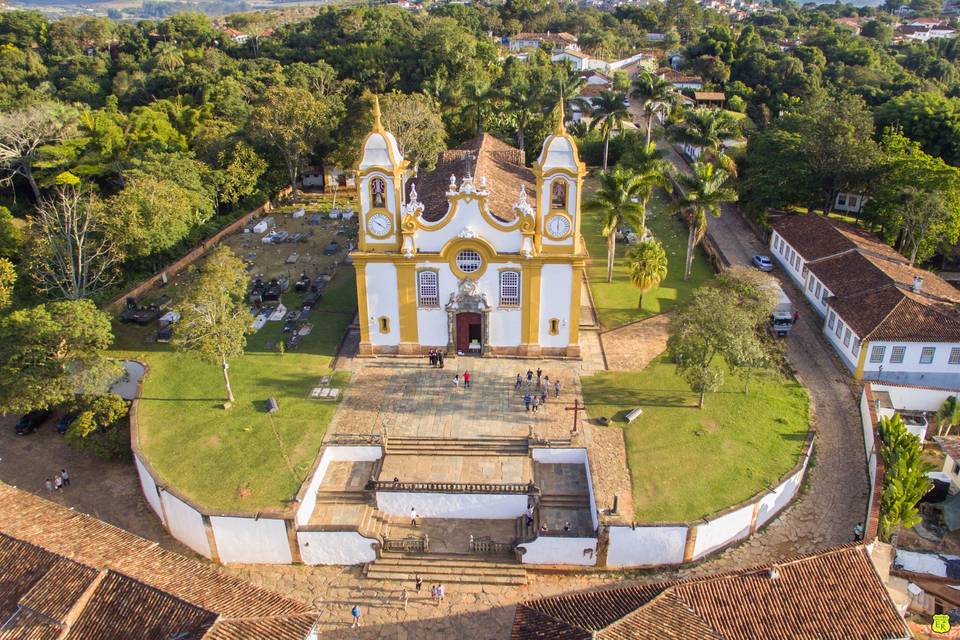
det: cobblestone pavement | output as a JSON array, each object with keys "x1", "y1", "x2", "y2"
[{"x1": 600, "y1": 313, "x2": 671, "y2": 372}]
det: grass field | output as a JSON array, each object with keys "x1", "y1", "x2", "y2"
[
  {"x1": 581, "y1": 357, "x2": 810, "y2": 522},
  {"x1": 582, "y1": 187, "x2": 714, "y2": 330},
  {"x1": 112, "y1": 269, "x2": 356, "y2": 513}
]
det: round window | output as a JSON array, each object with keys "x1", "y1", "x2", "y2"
[{"x1": 456, "y1": 250, "x2": 482, "y2": 273}]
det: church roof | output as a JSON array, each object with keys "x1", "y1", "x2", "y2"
[{"x1": 409, "y1": 133, "x2": 534, "y2": 223}]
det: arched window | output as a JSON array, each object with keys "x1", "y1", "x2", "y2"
[
  {"x1": 417, "y1": 271, "x2": 439, "y2": 307},
  {"x1": 499, "y1": 270, "x2": 520, "y2": 306},
  {"x1": 551, "y1": 180, "x2": 567, "y2": 209},
  {"x1": 370, "y1": 177, "x2": 386, "y2": 208}
]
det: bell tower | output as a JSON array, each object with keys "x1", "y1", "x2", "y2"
[
  {"x1": 356, "y1": 96, "x2": 408, "y2": 252},
  {"x1": 532, "y1": 103, "x2": 586, "y2": 255}
]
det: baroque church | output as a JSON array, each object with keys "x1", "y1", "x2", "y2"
[{"x1": 351, "y1": 98, "x2": 586, "y2": 358}]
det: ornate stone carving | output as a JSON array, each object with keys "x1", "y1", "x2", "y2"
[
  {"x1": 402, "y1": 184, "x2": 425, "y2": 218},
  {"x1": 512, "y1": 184, "x2": 535, "y2": 219},
  {"x1": 445, "y1": 277, "x2": 490, "y2": 312},
  {"x1": 457, "y1": 226, "x2": 477, "y2": 239}
]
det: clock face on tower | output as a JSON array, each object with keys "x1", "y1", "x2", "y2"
[
  {"x1": 545, "y1": 213, "x2": 572, "y2": 240},
  {"x1": 366, "y1": 212, "x2": 393, "y2": 238}
]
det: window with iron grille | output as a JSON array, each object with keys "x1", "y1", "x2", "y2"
[
  {"x1": 456, "y1": 250, "x2": 482, "y2": 273},
  {"x1": 499, "y1": 270, "x2": 520, "y2": 306},
  {"x1": 921, "y1": 347, "x2": 936, "y2": 364},
  {"x1": 815, "y1": 282, "x2": 822, "y2": 298},
  {"x1": 843, "y1": 328, "x2": 851, "y2": 347},
  {"x1": 951, "y1": 347, "x2": 960, "y2": 365},
  {"x1": 870, "y1": 345, "x2": 885, "y2": 363},
  {"x1": 890, "y1": 346, "x2": 906, "y2": 364},
  {"x1": 835, "y1": 320, "x2": 843, "y2": 338},
  {"x1": 853, "y1": 338, "x2": 861, "y2": 355},
  {"x1": 417, "y1": 271, "x2": 439, "y2": 307},
  {"x1": 828, "y1": 310, "x2": 836, "y2": 329}
]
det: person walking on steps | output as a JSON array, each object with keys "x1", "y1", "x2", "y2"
[
  {"x1": 515, "y1": 373, "x2": 522, "y2": 390},
  {"x1": 463, "y1": 370, "x2": 470, "y2": 389},
  {"x1": 554, "y1": 380, "x2": 561, "y2": 398},
  {"x1": 532, "y1": 395, "x2": 540, "y2": 413},
  {"x1": 415, "y1": 574, "x2": 423, "y2": 594},
  {"x1": 410, "y1": 507, "x2": 418, "y2": 527},
  {"x1": 351, "y1": 605, "x2": 362, "y2": 628},
  {"x1": 524, "y1": 393, "x2": 532, "y2": 412}
]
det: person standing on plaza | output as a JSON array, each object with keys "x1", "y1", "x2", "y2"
[
  {"x1": 453, "y1": 374, "x2": 459, "y2": 389},
  {"x1": 532, "y1": 395, "x2": 540, "y2": 412},
  {"x1": 544, "y1": 375, "x2": 550, "y2": 390},
  {"x1": 400, "y1": 587, "x2": 409, "y2": 610},
  {"x1": 410, "y1": 507, "x2": 418, "y2": 527},
  {"x1": 351, "y1": 605, "x2": 362, "y2": 628},
  {"x1": 431, "y1": 584, "x2": 438, "y2": 602},
  {"x1": 554, "y1": 380, "x2": 561, "y2": 398},
  {"x1": 463, "y1": 370, "x2": 470, "y2": 389},
  {"x1": 536, "y1": 368, "x2": 542, "y2": 387},
  {"x1": 523, "y1": 393, "x2": 532, "y2": 412},
  {"x1": 429, "y1": 350, "x2": 436, "y2": 367},
  {"x1": 54, "y1": 474, "x2": 63, "y2": 492},
  {"x1": 540, "y1": 387, "x2": 547, "y2": 405},
  {"x1": 44, "y1": 478, "x2": 53, "y2": 494},
  {"x1": 438, "y1": 351, "x2": 444, "y2": 368},
  {"x1": 437, "y1": 583, "x2": 445, "y2": 605},
  {"x1": 415, "y1": 574, "x2": 423, "y2": 594},
  {"x1": 515, "y1": 373, "x2": 522, "y2": 390},
  {"x1": 60, "y1": 469, "x2": 70, "y2": 487},
  {"x1": 526, "y1": 370, "x2": 533, "y2": 385}
]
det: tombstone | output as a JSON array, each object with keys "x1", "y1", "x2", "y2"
[{"x1": 267, "y1": 397, "x2": 279, "y2": 413}]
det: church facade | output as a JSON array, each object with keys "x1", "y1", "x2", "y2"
[{"x1": 351, "y1": 99, "x2": 586, "y2": 358}]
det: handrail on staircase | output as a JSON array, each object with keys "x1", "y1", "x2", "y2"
[{"x1": 368, "y1": 480, "x2": 539, "y2": 495}]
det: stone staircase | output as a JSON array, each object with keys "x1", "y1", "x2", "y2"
[
  {"x1": 364, "y1": 552, "x2": 527, "y2": 586},
  {"x1": 384, "y1": 436, "x2": 530, "y2": 456},
  {"x1": 540, "y1": 493, "x2": 592, "y2": 510}
]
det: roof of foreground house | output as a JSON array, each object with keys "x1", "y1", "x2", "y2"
[
  {"x1": 0, "y1": 482, "x2": 318, "y2": 640},
  {"x1": 511, "y1": 545, "x2": 909, "y2": 640},
  {"x1": 407, "y1": 133, "x2": 534, "y2": 224}
]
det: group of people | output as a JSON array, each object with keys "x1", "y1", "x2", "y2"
[
  {"x1": 44, "y1": 469, "x2": 70, "y2": 493},
  {"x1": 349, "y1": 574, "x2": 446, "y2": 626},
  {"x1": 452, "y1": 370, "x2": 471, "y2": 389},
  {"x1": 517, "y1": 368, "x2": 561, "y2": 412},
  {"x1": 427, "y1": 350, "x2": 445, "y2": 367}
]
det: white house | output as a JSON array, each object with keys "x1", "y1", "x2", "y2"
[
  {"x1": 656, "y1": 68, "x2": 704, "y2": 90},
  {"x1": 508, "y1": 32, "x2": 579, "y2": 53},
  {"x1": 352, "y1": 99, "x2": 586, "y2": 358},
  {"x1": 551, "y1": 49, "x2": 608, "y2": 72},
  {"x1": 834, "y1": 191, "x2": 867, "y2": 214},
  {"x1": 770, "y1": 214, "x2": 960, "y2": 387}
]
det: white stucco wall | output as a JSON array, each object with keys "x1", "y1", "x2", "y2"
[
  {"x1": 134, "y1": 455, "x2": 164, "y2": 523},
  {"x1": 376, "y1": 492, "x2": 528, "y2": 519},
  {"x1": 607, "y1": 525, "x2": 687, "y2": 567},
  {"x1": 769, "y1": 232, "x2": 806, "y2": 289},
  {"x1": 755, "y1": 472, "x2": 802, "y2": 529},
  {"x1": 298, "y1": 531, "x2": 378, "y2": 565},
  {"x1": 691, "y1": 503, "x2": 754, "y2": 559},
  {"x1": 802, "y1": 272, "x2": 830, "y2": 317},
  {"x1": 365, "y1": 262, "x2": 400, "y2": 346},
  {"x1": 160, "y1": 490, "x2": 211, "y2": 558},
  {"x1": 210, "y1": 516, "x2": 293, "y2": 564},
  {"x1": 531, "y1": 448, "x2": 598, "y2": 529},
  {"x1": 518, "y1": 536, "x2": 597, "y2": 565},
  {"x1": 538, "y1": 263, "x2": 572, "y2": 348},
  {"x1": 872, "y1": 383, "x2": 959, "y2": 411},
  {"x1": 414, "y1": 199, "x2": 522, "y2": 253},
  {"x1": 860, "y1": 388, "x2": 879, "y2": 527},
  {"x1": 296, "y1": 446, "x2": 383, "y2": 526},
  {"x1": 417, "y1": 307, "x2": 448, "y2": 346},
  {"x1": 860, "y1": 341, "x2": 960, "y2": 384},
  {"x1": 823, "y1": 309, "x2": 860, "y2": 372}
]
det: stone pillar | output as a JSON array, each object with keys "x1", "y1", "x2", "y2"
[
  {"x1": 446, "y1": 310, "x2": 457, "y2": 355},
  {"x1": 682, "y1": 526, "x2": 698, "y2": 563},
  {"x1": 481, "y1": 310, "x2": 492, "y2": 356}
]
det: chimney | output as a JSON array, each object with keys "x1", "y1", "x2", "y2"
[{"x1": 912, "y1": 276, "x2": 923, "y2": 293}]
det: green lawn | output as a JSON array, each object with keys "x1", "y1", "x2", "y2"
[
  {"x1": 582, "y1": 187, "x2": 714, "y2": 330},
  {"x1": 581, "y1": 357, "x2": 810, "y2": 522},
  {"x1": 112, "y1": 269, "x2": 357, "y2": 513}
]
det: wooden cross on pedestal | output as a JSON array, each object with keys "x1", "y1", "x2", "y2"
[{"x1": 565, "y1": 398, "x2": 585, "y2": 435}]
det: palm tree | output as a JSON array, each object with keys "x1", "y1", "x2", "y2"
[
  {"x1": 545, "y1": 68, "x2": 590, "y2": 122},
  {"x1": 673, "y1": 161, "x2": 738, "y2": 280},
  {"x1": 497, "y1": 81, "x2": 541, "y2": 153},
  {"x1": 937, "y1": 395, "x2": 960, "y2": 436},
  {"x1": 631, "y1": 72, "x2": 676, "y2": 147},
  {"x1": 586, "y1": 167, "x2": 646, "y2": 282},
  {"x1": 620, "y1": 142, "x2": 673, "y2": 236},
  {"x1": 627, "y1": 239, "x2": 668, "y2": 308},
  {"x1": 668, "y1": 107, "x2": 740, "y2": 173},
  {"x1": 154, "y1": 41, "x2": 184, "y2": 71},
  {"x1": 589, "y1": 91, "x2": 630, "y2": 171}
]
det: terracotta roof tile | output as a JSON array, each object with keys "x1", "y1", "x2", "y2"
[
  {"x1": 409, "y1": 133, "x2": 533, "y2": 224},
  {"x1": 770, "y1": 214, "x2": 855, "y2": 261},
  {"x1": 935, "y1": 436, "x2": 960, "y2": 462},
  {"x1": 806, "y1": 251, "x2": 890, "y2": 297},
  {"x1": 205, "y1": 615, "x2": 319, "y2": 639},
  {"x1": 513, "y1": 545, "x2": 909, "y2": 640}
]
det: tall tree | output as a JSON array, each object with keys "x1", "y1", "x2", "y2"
[
  {"x1": 153, "y1": 41, "x2": 184, "y2": 71},
  {"x1": 589, "y1": 91, "x2": 630, "y2": 171},
  {"x1": 105, "y1": 174, "x2": 200, "y2": 263},
  {"x1": 377, "y1": 93, "x2": 447, "y2": 171},
  {"x1": 626, "y1": 239, "x2": 668, "y2": 308},
  {"x1": 620, "y1": 142, "x2": 672, "y2": 236},
  {"x1": 877, "y1": 413, "x2": 932, "y2": 542},
  {"x1": 173, "y1": 246, "x2": 249, "y2": 405},
  {"x1": 249, "y1": 86, "x2": 336, "y2": 196},
  {"x1": 0, "y1": 102, "x2": 75, "y2": 201},
  {"x1": 673, "y1": 161, "x2": 737, "y2": 280},
  {"x1": 0, "y1": 298, "x2": 118, "y2": 414},
  {"x1": 586, "y1": 167, "x2": 646, "y2": 283},
  {"x1": 0, "y1": 257, "x2": 14, "y2": 309},
  {"x1": 29, "y1": 178, "x2": 119, "y2": 300},
  {"x1": 668, "y1": 107, "x2": 740, "y2": 173},
  {"x1": 631, "y1": 71, "x2": 675, "y2": 147},
  {"x1": 937, "y1": 395, "x2": 960, "y2": 437}
]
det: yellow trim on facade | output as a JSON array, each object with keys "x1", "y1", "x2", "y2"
[
  {"x1": 395, "y1": 262, "x2": 419, "y2": 345},
  {"x1": 521, "y1": 263, "x2": 542, "y2": 345},
  {"x1": 351, "y1": 251, "x2": 585, "y2": 268},
  {"x1": 854, "y1": 339, "x2": 868, "y2": 380},
  {"x1": 356, "y1": 263, "x2": 371, "y2": 347},
  {"x1": 543, "y1": 211, "x2": 574, "y2": 241},
  {"x1": 439, "y1": 236, "x2": 499, "y2": 279},
  {"x1": 365, "y1": 209, "x2": 395, "y2": 238},
  {"x1": 568, "y1": 265, "x2": 583, "y2": 346},
  {"x1": 413, "y1": 193, "x2": 523, "y2": 234}
]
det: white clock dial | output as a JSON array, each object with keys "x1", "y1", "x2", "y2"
[
  {"x1": 367, "y1": 213, "x2": 392, "y2": 237},
  {"x1": 547, "y1": 215, "x2": 571, "y2": 239}
]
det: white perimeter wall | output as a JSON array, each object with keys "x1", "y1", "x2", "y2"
[
  {"x1": 210, "y1": 516, "x2": 292, "y2": 564},
  {"x1": 376, "y1": 492, "x2": 527, "y2": 519},
  {"x1": 519, "y1": 536, "x2": 597, "y2": 566},
  {"x1": 691, "y1": 503, "x2": 754, "y2": 559},
  {"x1": 134, "y1": 455, "x2": 164, "y2": 523},
  {"x1": 365, "y1": 262, "x2": 400, "y2": 346},
  {"x1": 538, "y1": 264, "x2": 572, "y2": 348},
  {"x1": 532, "y1": 448, "x2": 598, "y2": 529},
  {"x1": 160, "y1": 491, "x2": 211, "y2": 558},
  {"x1": 756, "y1": 472, "x2": 803, "y2": 528},
  {"x1": 872, "y1": 384, "x2": 959, "y2": 411},
  {"x1": 298, "y1": 531, "x2": 378, "y2": 565},
  {"x1": 296, "y1": 446, "x2": 383, "y2": 526},
  {"x1": 860, "y1": 388, "x2": 879, "y2": 530},
  {"x1": 607, "y1": 526, "x2": 687, "y2": 567}
]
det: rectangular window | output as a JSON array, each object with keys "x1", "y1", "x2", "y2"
[
  {"x1": 850, "y1": 196, "x2": 860, "y2": 209},
  {"x1": 499, "y1": 270, "x2": 520, "y2": 306},
  {"x1": 548, "y1": 318, "x2": 560, "y2": 335},
  {"x1": 828, "y1": 310, "x2": 836, "y2": 329},
  {"x1": 775, "y1": 236, "x2": 782, "y2": 252},
  {"x1": 417, "y1": 270, "x2": 439, "y2": 307},
  {"x1": 821, "y1": 287, "x2": 829, "y2": 303},
  {"x1": 853, "y1": 338, "x2": 861, "y2": 355},
  {"x1": 835, "y1": 320, "x2": 843, "y2": 338},
  {"x1": 378, "y1": 316, "x2": 390, "y2": 334},
  {"x1": 837, "y1": 193, "x2": 847, "y2": 206},
  {"x1": 921, "y1": 347, "x2": 936, "y2": 364},
  {"x1": 950, "y1": 347, "x2": 960, "y2": 365},
  {"x1": 870, "y1": 345, "x2": 886, "y2": 364},
  {"x1": 807, "y1": 277, "x2": 815, "y2": 292},
  {"x1": 890, "y1": 346, "x2": 906, "y2": 364},
  {"x1": 815, "y1": 282, "x2": 822, "y2": 298},
  {"x1": 802, "y1": 266, "x2": 809, "y2": 280},
  {"x1": 843, "y1": 328, "x2": 851, "y2": 347}
]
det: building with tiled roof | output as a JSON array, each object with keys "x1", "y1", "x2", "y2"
[
  {"x1": 769, "y1": 213, "x2": 960, "y2": 387},
  {"x1": 512, "y1": 544, "x2": 910, "y2": 639},
  {"x1": 0, "y1": 482, "x2": 319, "y2": 639},
  {"x1": 656, "y1": 68, "x2": 704, "y2": 89},
  {"x1": 508, "y1": 31, "x2": 579, "y2": 53}
]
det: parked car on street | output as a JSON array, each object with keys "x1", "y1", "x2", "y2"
[
  {"x1": 752, "y1": 255, "x2": 773, "y2": 272},
  {"x1": 56, "y1": 412, "x2": 78, "y2": 435},
  {"x1": 15, "y1": 410, "x2": 52, "y2": 436}
]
